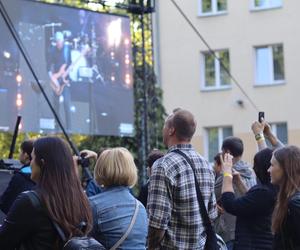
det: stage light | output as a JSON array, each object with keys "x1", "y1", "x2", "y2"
[
  {"x1": 3, "y1": 51, "x2": 11, "y2": 59},
  {"x1": 16, "y1": 74, "x2": 22, "y2": 83},
  {"x1": 17, "y1": 93, "x2": 21, "y2": 99},
  {"x1": 70, "y1": 106, "x2": 76, "y2": 113},
  {"x1": 124, "y1": 38, "x2": 130, "y2": 46},
  {"x1": 107, "y1": 19, "x2": 122, "y2": 47},
  {"x1": 125, "y1": 59, "x2": 130, "y2": 64},
  {"x1": 125, "y1": 74, "x2": 131, "y2": 85},
  {"x1": 110, "y1": 52, "x2": 115, "y2": 57},
  {"x1": 111, "y1": 76, "x2": 115, "y2": 81},
  {"x1": 16, "y1": 98, "x2": 22, "y2": 107}
]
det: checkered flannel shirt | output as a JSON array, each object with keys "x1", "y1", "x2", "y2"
[{"x1": 147, "y1": 144, "x2": 217, "y2": 250}]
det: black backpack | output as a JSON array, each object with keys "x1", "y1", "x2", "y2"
[{"x1": 26, "y1": 191, "x2": 106, "y2": 250}]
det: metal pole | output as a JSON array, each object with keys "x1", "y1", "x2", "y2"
[{"x1": 140, "y1": 0, "x2": 148, "y2": 185}]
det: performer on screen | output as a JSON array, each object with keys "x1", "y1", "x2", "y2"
[{"x1": 47, "y1": 31, "x2": 72, "y2": 131}]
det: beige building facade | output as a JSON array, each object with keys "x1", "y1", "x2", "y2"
[{"x1": 153, "y1": 0, "x2": 300, "y2": 163}]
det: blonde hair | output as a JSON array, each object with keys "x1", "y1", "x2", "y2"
[{"x1": 94, "y1": 147, "x2": 138, "y2": 187}]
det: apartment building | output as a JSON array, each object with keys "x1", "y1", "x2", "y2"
[{"x1": 153, "y1": 0, "x2": 300, "y2": 162}]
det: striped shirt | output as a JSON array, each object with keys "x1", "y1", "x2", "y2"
[{"x1": 147, "y1": 144, "x2": 217, "y2": 250}]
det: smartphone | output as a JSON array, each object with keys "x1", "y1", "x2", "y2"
[{"x1": 258, "y1": 112, "x2": 265, "y2": 123}]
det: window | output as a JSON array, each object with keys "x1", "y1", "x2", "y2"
[
  {"x1": 205, "y1": 126, "x2": 233, "y2": 162},
  {"x1": 201, "y1": 50, "x2": 231, "y2": 90},
  {"x1": 267, "y1": 122, "x2": 288, "y2": 146},
  {"x1": 199, "y1": 0, "x2": 227, "y2": 15},
  {"x1": 252, "y1": 0, "x2": 282, "y2": 10},
  {"x1": 255, "y1": 44, "x2": 284, "y2": 85}
]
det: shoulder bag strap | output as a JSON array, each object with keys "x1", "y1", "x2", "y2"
[
  {"x1": 109, "y1": 199, "x2": 140, "y2": 250},
  {"x1": 26, "y1": 190, "x2": 67, "y2": 242},
  {"x1": 172, "y1": 149, "x2": 214, "y2": 232}
]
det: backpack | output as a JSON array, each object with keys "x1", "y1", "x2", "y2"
[{"x1": 26, "y1": 191, "x2": 106, "y2": 250}]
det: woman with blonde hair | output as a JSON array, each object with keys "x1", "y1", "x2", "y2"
[
  {"x1": 268, "y1": 145, "x2": 300, "y2": 249},
  {"x1": 90, "y1": 147, "x2": 148, "y2": 249}
]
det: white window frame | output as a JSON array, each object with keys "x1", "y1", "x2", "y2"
[
  {"x1": 204, "y1": 126, "x2": 232, "y2": 162},
  {"x1": 254, "y1": 44, "x2": 285, "y2": 86},
  {"x1": 198, "y1": 0, "x2": 227, "y2": 16},
  {"x1": 200, "y1": 49, "x2": 231, "y2": 91},
  {"x1": 250, "y1": 0, "x2": 282, "y2": 11},
  {"x1": 270, "y1": 122, "x2": 288, "y2": 144}
]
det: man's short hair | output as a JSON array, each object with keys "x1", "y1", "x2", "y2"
[
  {"x1": 168, "y1": 108, "x2": 196, "y2": 141},
  {"x1": 20, "y1": 140, "x2": 34, "y2": 161},
  {"x1": 147, "y1": 149, "x2": 164, "y2": 168},
  {"x1": 221, "y1": 136, "x2": 244, "y2": 157},
  {"x1": 214, "y1": 152, "x2": 222, "y2": 166}
]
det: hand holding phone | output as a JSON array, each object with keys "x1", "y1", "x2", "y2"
[{"x1": 258, "y1": 112, "x2": 265, "y2": 123}]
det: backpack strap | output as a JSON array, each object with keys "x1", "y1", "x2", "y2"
[
  {"x1": 109, "y1": 199, "x2": 139, "y2": 250},
  {"x1": 26, "y1": 190, "x2": 67, "y2": 242}
]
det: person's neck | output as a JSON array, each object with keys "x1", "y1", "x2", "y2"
[
  {"x1": 233, "y1": 156, "x2": 242, "y2": 165},
  {"x1": 168, "y1": 139, "x2": 190, "y2": 148}
]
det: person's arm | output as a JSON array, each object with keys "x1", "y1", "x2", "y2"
[
  {"x1": 0, "y1": 192, "x2": 37, "y2": 248},
  {"x1": 263, "y1": 122, "x2": 284, "y2": 148},
  {"x1": 221, "y1": 188, "x2": 274, "y2": 217},
  {"x1": 80, "y1": 149, "x2": 98, "y2": 160},
  {"x1": 251, "y1": 121, "x2": 267, "y2": 151},
  {"x1": 148, "y1": 227, "x2": 165, "y2": 250},
  {"x1": 147, "y1": 163, "x2": 171, "y2": 250},
  {"x1": 221, "y1": 153, "x2": 234, "y2": 194}
]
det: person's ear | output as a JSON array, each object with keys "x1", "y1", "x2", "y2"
[{"x1": 169, "y1": 127, "x2": 175, "y2": 136}]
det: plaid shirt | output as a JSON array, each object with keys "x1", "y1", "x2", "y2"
[{"x1": 147, "y1": 144, "x2": 217, "y2": 250}]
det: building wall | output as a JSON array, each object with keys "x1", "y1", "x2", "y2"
[{"x1": 154, "y1": 0, "x2": 300, "y2": 163}]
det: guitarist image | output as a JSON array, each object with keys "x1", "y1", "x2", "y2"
[{"x1": 47, "y1": 31, "x2": 72, "y2": 131}]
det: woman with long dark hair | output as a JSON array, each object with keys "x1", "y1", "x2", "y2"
[
  {"x1": 269, "y1": 146, "x2": 300, "y2": 250},
  {"x1": 220, "y1": 148, "x2": 278, "y2": 250},
  {"x1": 0, "y1": 137, "x2": 92, "y2": 249}
]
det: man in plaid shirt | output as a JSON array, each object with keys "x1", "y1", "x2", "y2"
[{"x1": 147, "y1": 109, "x2": 217, "y2": 250}]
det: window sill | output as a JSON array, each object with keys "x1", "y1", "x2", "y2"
[
  {"x1": 250, "y1": 5, "x2": 282, "y2": 12},
  {"x1": 201, "y1": 85, "x2": 232, "y2": 92},
  {"x1": 198, "y1": 11, "x2": 228, "y2": 18},
  {"x1": 254, "y1": 81, "x2": 285, "y2": 87}
]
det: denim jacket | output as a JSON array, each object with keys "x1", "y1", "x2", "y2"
[{"x1": 89, "y1": 186, "x2": 148, "y2": 249}]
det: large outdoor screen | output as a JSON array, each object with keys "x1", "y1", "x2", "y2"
[{"x1": 0, "y1": 0, "x2": 134, "y2": 136}]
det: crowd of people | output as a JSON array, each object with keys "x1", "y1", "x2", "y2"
[{"x1": 0, "y1": 108, "x2": 299, "y2": 250}]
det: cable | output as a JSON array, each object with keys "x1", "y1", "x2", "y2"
[
  {"x1": 170, "y1": 0, "x2": 259, "y2": 111},
  {"x1": 0, "y1": 0, "x2": 80, "y2": 155}
]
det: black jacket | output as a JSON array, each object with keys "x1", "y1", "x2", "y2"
[
  {"x1": 221, "y1": 184, "x2": 277, "y2": 250},
  {"x1": 0, "y1": 166, "x2": 35, "y2": 214},
  {"x1": 0, "y1": 191, "x2": 60, "y2": 250},
  {"x1": 273, "y1": 192, "x2": 300, "y2": 250}
]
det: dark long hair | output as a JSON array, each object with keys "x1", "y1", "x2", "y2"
[
  {"x1": 253, "y1": 148, "x2": 273, "y2": 184},
  {"x1": 272, "y1": 146, "x2": 300, "y2": 233},
  {"x1": 33, "y1": 137, "x2": 92, "y2": 238}
]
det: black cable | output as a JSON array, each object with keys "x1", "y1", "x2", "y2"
[
  {"x1": 0, "y1": 0, "x2": 81, "y2": 155},
  {"x1": 170, "y1": 0, "x2": 259, "y2": 112},
  {"x1": 0, "y1": 0, "x2": 94, "y2": 180}
]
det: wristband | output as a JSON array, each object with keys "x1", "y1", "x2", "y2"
[
  {"x1": 255, "y1": 133, "x2": 265, "y2": 141},
  {"x1": 223, "y1": 172, "x2": 233, "y2": 178}
]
